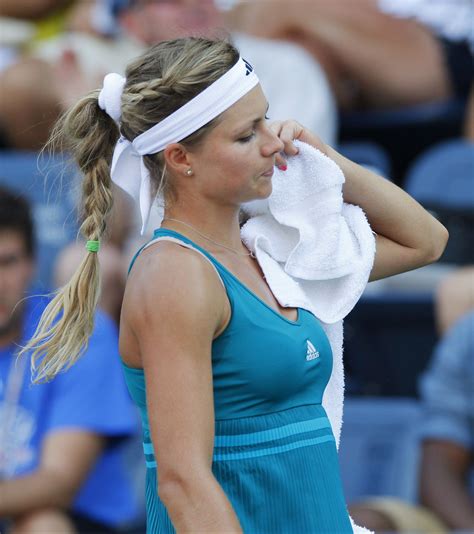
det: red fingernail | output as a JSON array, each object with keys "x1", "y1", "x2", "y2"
[{"x1": 279, "y1": 165, "x2": 287, "y2": 171}]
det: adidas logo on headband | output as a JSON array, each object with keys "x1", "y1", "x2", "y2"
[{"x1": 243, "y1": 58, "x2": 254, "y2": 76}]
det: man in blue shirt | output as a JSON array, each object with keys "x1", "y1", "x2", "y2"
[
  {"x1": 0, "y1": 186, "x2": 138, "y2": 532},
  {"x1": 419, "y1": 309, "x2": 474, "y2": 530}
]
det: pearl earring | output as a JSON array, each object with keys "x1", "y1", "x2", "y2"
[{"x1": 185, "y1": 169, "x2": 193, "y2": 176}]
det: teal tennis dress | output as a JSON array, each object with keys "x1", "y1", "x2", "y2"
[{"x1": 122, "y1": 228, "x2": 353, "y2": 533}]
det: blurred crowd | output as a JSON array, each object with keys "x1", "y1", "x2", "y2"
[{"x1": 0, "y1": 1, "x2": 472, "y2": 533}]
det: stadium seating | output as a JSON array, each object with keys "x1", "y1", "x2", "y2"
[
  {"x1": 340, "y1": 98, "x2": 467, "y2": 184},
  {"x1": 405, "y1": 139, "x2": 474, "y2": 264},
  {"x1": 338, "y1": 141, "x2": 391, "y2": 178},
  {"x1": 344, "y1": 292, "x2": 438, "y2": 397}
]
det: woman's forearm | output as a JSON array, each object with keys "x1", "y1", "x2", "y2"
[
  {"x1": 159, "y1": 472, "x2": 242, "y2": 532},
  {"x1": 326, "y1": 145, "x2": 448, "y2": 262}
]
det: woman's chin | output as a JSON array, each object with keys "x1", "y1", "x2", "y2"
[
  {"x1": 256, "y1": 179, "x2": 273, "y2": 199},
  {"x1": 239, "y1": 180, "x2": 273, "y2": 206}
]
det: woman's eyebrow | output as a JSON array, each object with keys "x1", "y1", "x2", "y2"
[{"x1": 235, "y1": 102, "x2": 270, "y2": 133}]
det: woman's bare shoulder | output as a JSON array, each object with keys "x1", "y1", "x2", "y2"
[{"x1": 123, "y1": 240, "x2": 225, "y2": 330}]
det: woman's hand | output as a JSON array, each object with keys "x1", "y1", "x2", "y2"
[{"x1": 269, "y1": 120, "x2": 328, "y2": 168}]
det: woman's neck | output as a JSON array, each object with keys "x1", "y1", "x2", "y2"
[{"x1": 162, "y1": 205, "x2": 244, "y2": 252}]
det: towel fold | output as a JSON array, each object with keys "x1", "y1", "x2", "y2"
[{"x1": 241, "y1": 140, "x2": 376, "y2": 324}]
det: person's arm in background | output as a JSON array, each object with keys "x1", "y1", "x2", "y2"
[
  {"x1": 420, "y1": 440, "x2": 474, "y2": 529},
  {"x1": 0, "y1": 432, "x2": 104, "y2": 518},
  {"x1": 272, "y1": 120, "x2": 448, "y2": 281},
  {"x1": 0, "y1": 0, "x2": 72, "y2": 19},
  {"x1": 418, "y1": 312, "x2": 474, "y2": 530},
  {"x1": 1, "y1": 309, "x2": 137, "y2": 527},
  {"x1": 463, "y1": 84, "x2": 474, "y2": 141},
  {"x1": 436, "y1": 266, "x2": 474, "y2": 335},
  {"x1": 225, "y1": 0, "x2": 451, "y2": 110}
]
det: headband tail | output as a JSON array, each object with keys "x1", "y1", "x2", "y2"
[
  {"x1": 139, "y1": 159, "x2": 153, "y2": 235},
  {"x1": 110, "y1": 138, "x2": 141, "y2": 198}
]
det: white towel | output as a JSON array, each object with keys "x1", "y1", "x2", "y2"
[
  {"x1": 242, "y1": 140, "x2": 375, "y2": 324},
  {"x1": 242, "y1": 141, "x2": 375, "y2": 534}
]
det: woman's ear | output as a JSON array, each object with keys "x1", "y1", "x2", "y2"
[{"x1": 163, "y1": 143, "x2": 192, "y2": 176}]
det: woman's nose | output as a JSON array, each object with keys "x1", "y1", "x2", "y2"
[{"x1": 261, "y1": 125, "x2": 284, "y2": 157}]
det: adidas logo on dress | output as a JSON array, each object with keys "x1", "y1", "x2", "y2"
[{"x1": 306, "y1": 340, "x2": 320, "y2": 361}]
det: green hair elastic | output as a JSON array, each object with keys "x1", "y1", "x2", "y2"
[{"x1": 85, "y1": 240, "x2": 100, "y2": 253}]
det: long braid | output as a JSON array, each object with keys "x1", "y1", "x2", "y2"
[
  {"x1": 22, "y1": 93, "x2": 117, "y2": 382},
  {"x1": 21, "y1": 37, "x2": 240, "y2": 382}
]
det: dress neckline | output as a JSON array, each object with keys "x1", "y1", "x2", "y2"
[{"x1": 153, "y1": 228, "x2": 302, "y2": 327}]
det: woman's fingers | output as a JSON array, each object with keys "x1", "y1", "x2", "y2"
[
  {"x1": 278, "y1": 121, "x2": 303, "y2": 156},
  {"x1": 268, "y1": 120, "x2": 284, "y2": 138},
  {"x1": 268, "y1": 121, "x2": 287, "y2": 168},
  {"x1": 269, "y1": 119, "x2": 328, "y2": 169},
  {"x1": 275, "y1": 152, "x2": 287, "y2": 169},
  {"x1": 269, "y1": 119, "x2": 303, "y2": 156}
]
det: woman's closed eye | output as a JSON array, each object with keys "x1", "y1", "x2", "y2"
[
  {"x1": 238, "y1": 131, "x2": 256, "y2": 143},
  {"x1": 237, "y1": 115, "x2": 270, "y2": 143}
]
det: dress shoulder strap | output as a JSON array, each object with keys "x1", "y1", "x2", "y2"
[{"x1": 129, "y1": 235, "x2": 226, "y2": 290}]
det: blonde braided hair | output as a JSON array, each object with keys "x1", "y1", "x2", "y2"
[{"x1": 22, "y1": 37, "x2": 239, "y2": 382}]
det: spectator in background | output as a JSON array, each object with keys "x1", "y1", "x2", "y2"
[
  {"x1": 418, "y1": 267, "x2": 474, "y2": 530},
  {"x1": 348, "y1": 269, "x2": 474, "y2": 533},
  {"x1": 435, "y1": 266, "x2": 474, "y2": 335},
  {"x1": 0, "y1": 0, "x2": 74, "y2": 26},
  {"x1": 0, "y1": 0, "x2": 142, "y2": 150},
  {"x1": 0, "y1": 186, "x2": 138, "y2": 533},
  {"x1": 418, "y1": 309, "x2": 474, "y2": 531},
  {"x1": 225, "y1": 0, "x2": 473, "y2": 113},
  {"x1": 0, "y1": 0, "x2": 116, "y2": 40}
]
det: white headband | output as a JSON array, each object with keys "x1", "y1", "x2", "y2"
[{"x1": 98, "y1": 57, "x2": 259, "y2": 234}]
